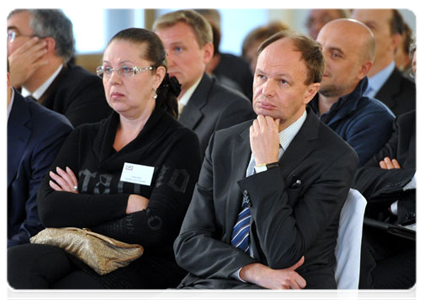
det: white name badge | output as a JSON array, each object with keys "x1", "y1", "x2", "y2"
[{"x1": 120, "y1": 162, "x2": 155, "y2": 186}]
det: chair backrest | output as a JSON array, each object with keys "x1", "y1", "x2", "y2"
[{"x1": 335, "y1": 188, "x2": 367, "y2": 289}]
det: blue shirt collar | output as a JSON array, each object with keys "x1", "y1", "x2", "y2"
[{"x1": 366, "y1": 61, "x2": 395, "y2": 97}]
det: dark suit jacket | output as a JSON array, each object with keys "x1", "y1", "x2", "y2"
[
  {"x1": 375, "y1": 68, "x2": 415, "y2": 116},
  {"x1": 174, "y1": 108, "x2": 359, "y2": 289},
  {"x1": 39, "y1": 63, "x2": 112, "y2": 127},
  {"x1": 214, "y1": 53, "x2": 254, "y2": 99},
  {"x1": 8, "y1": 90, "x2": 73, "y2": 247},
  {"x1": 353, "y1": 111, "x2": 416, "y2": 225},
  {"x1": 179, "y1": 73, "x2": 256, "y2": 159}
]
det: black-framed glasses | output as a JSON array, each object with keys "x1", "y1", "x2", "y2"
[
  {"x1": 96, "y1": 65, "x2": 155, "y2": 79},
  {"x1": 7, "y1": 29, "x2": 35, "y2": 42}
]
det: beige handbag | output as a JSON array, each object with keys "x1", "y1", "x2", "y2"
[{"x1": 30, "y1": 227, "x2": 144, "y2": 275}]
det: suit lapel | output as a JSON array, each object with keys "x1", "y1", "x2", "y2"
[
  {"x1": 279, "y1": 108, "x2": 320, "y2": 182},
  {"x1": 225, "y1": 124, "x2": 252, "y2": 241},
  {"x1": 375, "y1": 68, "x2": 401, "y2": 109},
  {"x1": 178, "y1": 74, "x2": 212, "y2": 130},
  {"x1": 8, "y1": 93, "x2": 32, "y2": 187},
  {"x1": 38, "y1": 64, "x2": 67, "y2": 105}
]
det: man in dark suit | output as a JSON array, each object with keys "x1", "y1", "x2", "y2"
[
  {"x1": 351, "y1": 9, "x2": 415, "y2": 115},
  {"x1": 174, "y1": 31, "x2": 358, "y2": 289},
  {"x1": 195, "y1": 9, "x2": 254, "y2": 99},
  {"x1": 7, "y1": 9, "x2": 112, "y2": 127},
  {"x1": 7, "y1": 65, "x2": 73, "y2": 248},
  {"x1": 153, "y1": 10, "x2": 255, "y2": 158},
  {"x1": 354, "y1": 40, "x2": 420, "y2": 300}
]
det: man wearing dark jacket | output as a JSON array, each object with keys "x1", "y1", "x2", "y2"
[
  {"x1": 153, "y1": 10, "x2": 255, "y2": 159},
  {"x1": 7, "y1": 65, "x2": 73, "y2": 247},
  {"x1": 7, "y1": 9, "x2": 112, "y2": 127},
  {"x1": 352, "y1": 45, "x2": 417, "y2": 290},
  {"x1": 351, "y1": 9, "x2": 415, "y2": 115},
  {"x1": 309, "y1": 19, "x2": 394, "y2": 166}
]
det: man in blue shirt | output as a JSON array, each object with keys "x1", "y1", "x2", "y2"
[
  {"x1": 351, "y1": 9, "x2": 415, "y2": 115},
  {"x1": 309, "y1": 18, "x2": 395, "y2": 166}
]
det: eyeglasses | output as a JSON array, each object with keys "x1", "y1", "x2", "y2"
[
  {"x1": 96, "y1": 65, "x2": 155, "y2": 79},
  {"x1": 7, "y1": 29, "x2": 35, "y2": 42}
]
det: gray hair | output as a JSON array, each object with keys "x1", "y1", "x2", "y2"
[
  {"x1": 9, "y1": 9, "x2": 75, "y2": 62},
  {"x1": 410, "y1": 34, "x2": 420, "y2": 59}
]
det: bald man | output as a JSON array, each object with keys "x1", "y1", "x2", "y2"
[
  {"x1": 351, "y1": 9, "x2": 415, "y2": 115},
  {"x1": 308, "y1": 19, "x2": 395, "y2": 166}
]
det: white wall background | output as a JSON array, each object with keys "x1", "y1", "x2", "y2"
[{"x1": 60, "y1": 8, "x2": 417, "y2": 56}]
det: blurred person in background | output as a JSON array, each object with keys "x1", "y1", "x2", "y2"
[
  {"x1": 242, "y1": 21, "x2": 290, "y2": 73},
  {"x1": 351, "y1": 9, "x2": 415, "y2": 115},
  {"x1": 7, "y1": 9, "x2": 112, "y2": 127},
  {"x1": 305, "y1": 9, "x2": 349, "y2": 40}
]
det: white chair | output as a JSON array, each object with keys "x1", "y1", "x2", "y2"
[{"x1": 335, "y1": 188, "x2": 367, "y2": 289}]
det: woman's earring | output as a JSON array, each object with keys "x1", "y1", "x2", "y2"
[{"x1": 153, "y1": 89, "x2": 158, "y2": 99}]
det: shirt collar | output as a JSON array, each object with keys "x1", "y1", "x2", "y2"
[
  {"x1": 279, "y1": 109, "x2": 307, "y2": 151},
  {"x1": 247, "y1": 109, "x2": 307, "y2": 175},
  {"x1": 178, "y1": 75, "x2": 203, "y2": 107},
  {"x1": 7, "y1": 88, "x2": 15, "y2": 121},
  {"x1": 366, "y1": 61, "x2": 395, "y2": 97},
  {"x1": 22, "y1": 64, "x2": 63, "y2": 100}
]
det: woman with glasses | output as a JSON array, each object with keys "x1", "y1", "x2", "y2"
[{"x1": 8, "y1": 28, "x2": 202, "y2": 289}]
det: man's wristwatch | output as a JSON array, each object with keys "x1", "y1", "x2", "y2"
[{"x1": 254, "y1": 162, "x2": 280, "y2": 173}]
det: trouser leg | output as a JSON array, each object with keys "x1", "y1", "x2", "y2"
[{"x1": 8, "y1": 244, "x2": 75, "y2": 289}]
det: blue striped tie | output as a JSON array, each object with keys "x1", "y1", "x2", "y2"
[{"x1": 231, "y1": 196, "x2": 251, "y2": 252}]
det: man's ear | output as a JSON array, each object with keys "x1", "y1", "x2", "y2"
[
  {"x1": 303, "y1": 82, "x2": 320, "y2": 104},
  {"x1": 391, "y1": 32, "x2": 402, "y2": 53},
  {"x1": 357, "y1": 61, "x2": 373, "y2": 80},
  {"x1": 43, "y1": 37, "x2": 56, "y2": 55},
  {"x1": 202, "y1": 42, "x2": 214, "y2": 65}
]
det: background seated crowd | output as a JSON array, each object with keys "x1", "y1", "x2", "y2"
[{"x1": 7, "y1": 8, "x2": 416, "y2": 290}]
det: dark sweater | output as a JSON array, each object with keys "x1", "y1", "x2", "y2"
[
  {"x1": 37, "y1": 106, "x2": 202, "y2": 288},
  {"x1": 309, "y1": 77, "x2": 395, "y2": 166}
]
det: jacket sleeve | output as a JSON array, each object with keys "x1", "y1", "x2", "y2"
[
  {"x1": 37, "y1": 128, "x2": 130, "y2": 228},
  {"x1": 8, "y1": 121, "x2": 73, "y2": 247},
  {"x1": 353, "y1": 117, "x2": 415, "y2": 203},
  {"x1": 91, "y1": 129, "x2": 202, "y2": 247},
  {"x1": 174, "y1": 132, "x2": 257, "y2": 279},
  {"x1": 344, "y1": 110, "x2": 394, "y2": 167}
]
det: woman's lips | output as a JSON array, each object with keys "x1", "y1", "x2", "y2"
[{"x1": 111, "y1": 92, "x2": 124, "y2": 99}]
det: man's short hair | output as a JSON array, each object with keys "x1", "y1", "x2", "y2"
[
  {"x1": 410, "y1": 34, "x2": 420, "y2": 59},
  {"x1": 258, "y1": 30, "x2": 325, "y2": 85},
  {"x1": 152, "y1": 10, "x2": 213, "y2": 48},
  {"x1": 8, "y1": 9, "x2": 75, "y2": 63},
  {"x1": 401, "y1": 22, "x2": 414, "y2": 55},
  {"x1": 390, "y1": 9, "x2": 405, "y2": 36},
  {"x1": 4, "y1": 54, "x2": 10, "y2": 73}
]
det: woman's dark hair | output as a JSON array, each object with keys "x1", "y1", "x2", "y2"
[{"x1": 108, "y1": 28, "x2": 180, "y2": 118}]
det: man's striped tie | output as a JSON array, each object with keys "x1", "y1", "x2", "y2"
[{"x1": 231, "y1": 196, "x2": 251, "y2": 252}]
